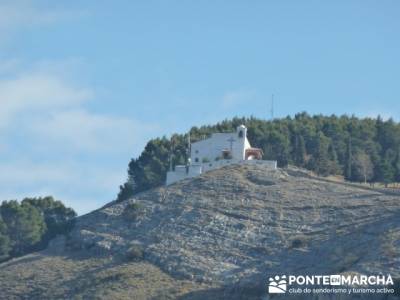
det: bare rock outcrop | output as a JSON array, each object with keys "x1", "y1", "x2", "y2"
[{"x1": 60, "y1": 163, "x2": 400, "y2": 298}]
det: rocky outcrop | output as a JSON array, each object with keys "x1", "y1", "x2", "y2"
[{"x1": 61, "y1": 163, "x2": 400, "y2": 298}]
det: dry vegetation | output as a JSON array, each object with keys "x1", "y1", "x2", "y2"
[
  {"x1": 0, "y1": 250, "x2": 213, "y2": 300},
  {"x1": 0, "y1": 163, "x2": 399, "y2": 299}
]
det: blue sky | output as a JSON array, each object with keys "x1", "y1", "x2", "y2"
[{"x1": 0, "y1": 0, "x2": 399, "y2": 214}]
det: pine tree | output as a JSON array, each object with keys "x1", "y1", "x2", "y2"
[
  {"x1": 0, "y1": 217, "x2": 10, "y2": 261},
  {"x1": 21, "y1": 197, "x2": 76, "y2": 247},
  {"x1": 327, "y1": 143, "x2": 341, "y2": 175},
  {"x1": 345, "y1": 137, "x2": 352, "y2": 180},
  {"x1": 0, "y1": 201, "x2": 47, "y2": 256},
  {"x1": 375, "y1": 157, "x2": 395, "y2": 187},
  {"x1": 394, "y1": 149, "x2": 400, "y2": 184},
  {"x1": 267, "y1": 131, "x2": 290, "y2": 168},
  {"x1": 116, "y1": 115, "x2": 400, "y2": 196},
  {"x1": 294, "y1": 134, "x2": 307, "y2": 167},
  {"x1": 0, "y1": 198, "x2": 76, "y2": 261},
  {"x1": 309, "y1": 132, "x2": 330, "y2": 176}
]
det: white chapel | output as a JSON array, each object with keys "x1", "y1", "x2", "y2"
[{"x1": 166, "y1": 125, "x2": 277, "y2": 185}]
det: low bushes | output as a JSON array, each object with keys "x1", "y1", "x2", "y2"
[
  {"x1": 290, "y1": 235, "x2": 309, "y2": 249},
  {"x1": 123, "y1": 202, "x2": 145, "y2": 222},
  {"x1": 126, "y1": 244, "x2": 144, "y2": 261}
]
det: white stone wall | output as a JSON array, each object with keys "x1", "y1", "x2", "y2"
[
  {"x1": 201, "y1": 158, "x2": 240, "y2": 172},
  {"x1": 190, "y1": 126, "x2": 250, "y2": 163},
  {"x1": 166, "y1": 159, "x2": 277, "y2": 185},
  {"x1": 165, "y1": 125, "x2": 277, "y2": 186},
  {"x1": 242, "y1": 159, "x2": 277, "y2": 169},
  {"x1": 166, "y1": 165, "x2": 202, "y2": 185},
  {"x1": 188, "y1": 164, "x2": 202, "y2": 176}
]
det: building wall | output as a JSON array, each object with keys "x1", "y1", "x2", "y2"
[
  {"x1": 190, "y1": 125, "x2": 250, "y2": 163},
  {"x1": 166, "y1": 125, "x2": 277, "y2": 186},
  {"x1": 166, "y1": 159, "x2": 277, "y2": 185},
  {"x1": 242, "y1": 159, "x2": 277, "y2": 169},
  {"x1": 166, "y1": 165, "x2": 202, "y2": 185},
  {"x1": 200, "y1": 158, "x2": 240, "y2": 172}
]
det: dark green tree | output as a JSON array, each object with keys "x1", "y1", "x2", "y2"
[
  {"x1": 21, "y1": 196, "x2": 76, "y2": 247},
  {"x1": 374, "y1": 157, "x2": 395, "y2": 187},
  {"x1": 116, "y1": 114, "x2": 400, "y2": 199},
  {"x1": 327, "y1": 143, "x2": 341, "y2": 175},
  {"x1": 395, "y1": 149, "x2": 400, "y2": 184},
  {"x1": 0, "y1": 197, "x2": 76, "y2": 260},
  {"x1": 0, "y1": 217, "x2": 11, "y2": 261},
  {"x1": 0, "y1": 201, "x2": 46, "y2": 256},
  {"x1": 265, "y1": 131, "x2": 290, "y2": 167},
  {"x1": 345, "y1": 137, "x2": 352, "y2": 180},
  {"x1": 307, "y1": 132, "x2": 331, "y2": 176},
  {"x1": 293, "y1": 134, "x2": 307, "y2": 167}
]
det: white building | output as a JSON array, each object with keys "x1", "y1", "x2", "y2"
[{"x1": 166, "y1": 125, "x2": 277, "y2": 185}]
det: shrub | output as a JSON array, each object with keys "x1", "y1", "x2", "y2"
[
  {"x1": 123, "y1": 202, "x2": 144, "y2": 221},
  {"x1": 290, "y1": 235, "x2": 308, "y2": 249},
  {"x1": 126, "y1": 244, "x2": 144, "y2": 261}
]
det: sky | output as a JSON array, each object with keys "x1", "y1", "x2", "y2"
[{"x1": 0, "y1": 0, "x2": 399, "y2": 214}]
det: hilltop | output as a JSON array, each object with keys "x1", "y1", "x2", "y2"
[
  {"x1": 0, "y1": 163, "x2": 399, "y2": 299},
  {"x1": 118, "y1": 114, "x2": 400, "y2": 202}
]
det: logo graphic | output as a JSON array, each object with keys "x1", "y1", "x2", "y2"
[
  {"x1": 267, "y1": 273, "x2": 394, "y2": 295},
  {"x1": 330, "y1": 275, "x2": 341, "y2": 285},
  {"x1": 268, "y1": 275, "x2": 287, "y2": 293}
]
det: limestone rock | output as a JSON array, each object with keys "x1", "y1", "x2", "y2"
[{"x1": 61, "y1": 163, "x2": 400, "y2": 298}]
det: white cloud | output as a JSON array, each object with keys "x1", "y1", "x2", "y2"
[
  {"x1": 0, "y1": 3, "x2": 135, "y2": 215},
  {"x1": 0, "y1": 59, "x2": 156, "y2": 153},
  {"x1": 0, "y1": 159, "x2": 125, "y2": 190},
  {"x1": 0, "y1": 59, "x2": 157, "y2": 214},
  {"x1": 0, "y1": 156, "x2": 129, "y2": 215},
  {"x1": 30, "y1": 109, "x2": 149, "y2": 153},
  {"x1": 0, "y1": 58, "x2": 21, "y2": 74},
  {"x1": 0, "y1": 72, "x2": 92, "y2": 129},
  {"x1": 0, "y1": 1, "x2": 88, "y2": 49},
  {"x1": 0, "y1": 0, "x2": 84, "y2": 32},
  {"x1": 0, "y1": 160, "x2": 73, "y2": 185},
  {"x1": 0, "y1": 1, "x2": 47, "y2": 31}
]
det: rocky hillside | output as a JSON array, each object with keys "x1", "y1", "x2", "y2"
[{"x1": 0, "y1": 163, "x2": 399, "y2": 299}]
